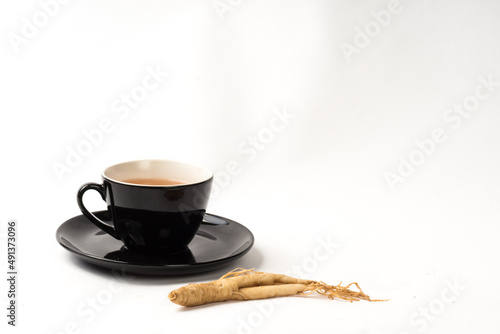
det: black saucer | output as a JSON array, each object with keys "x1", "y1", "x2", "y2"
[{"x1": 56, "y1": 211, "x2": 254, "y2": 276}]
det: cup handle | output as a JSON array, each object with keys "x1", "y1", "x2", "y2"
[{"x1": 77, "y1": 182, "x2": 119, "y2": 239}]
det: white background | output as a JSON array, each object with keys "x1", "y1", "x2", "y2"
[{"x1": 2, "y1": 0, "x2": 500, "y2": 333}]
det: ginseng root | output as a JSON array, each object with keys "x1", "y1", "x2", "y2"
[{"x1": 168, "y1": 268, "x2": 385, "y2": 307}]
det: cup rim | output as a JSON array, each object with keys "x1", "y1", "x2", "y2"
[{"x1": 101, "y1": 159, "x2": 213, "y2": 187}]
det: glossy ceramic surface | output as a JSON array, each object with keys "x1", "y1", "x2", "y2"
[
  {"x1": 77, "y1": 160, "x2": 213, "y2": 254},
  {"x1": 56, "y1": 211, "x2": 254, "y2": 276}
]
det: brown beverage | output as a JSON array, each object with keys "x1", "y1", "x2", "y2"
[{"x1": 123, "y1": 177, "x2": 186, "y2": 186}]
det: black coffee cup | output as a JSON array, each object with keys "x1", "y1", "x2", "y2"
[{"x1": 77, "y1": 159, "x2": 213, "y2": 254}]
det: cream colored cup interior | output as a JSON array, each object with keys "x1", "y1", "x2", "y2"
[{"x1": 103, "y1": 160, "x2": 213, "y2": 186}]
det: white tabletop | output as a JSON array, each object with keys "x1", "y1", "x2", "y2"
[{"x1": 2, "y1": 1, "x2": 500, "y2": 333}]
